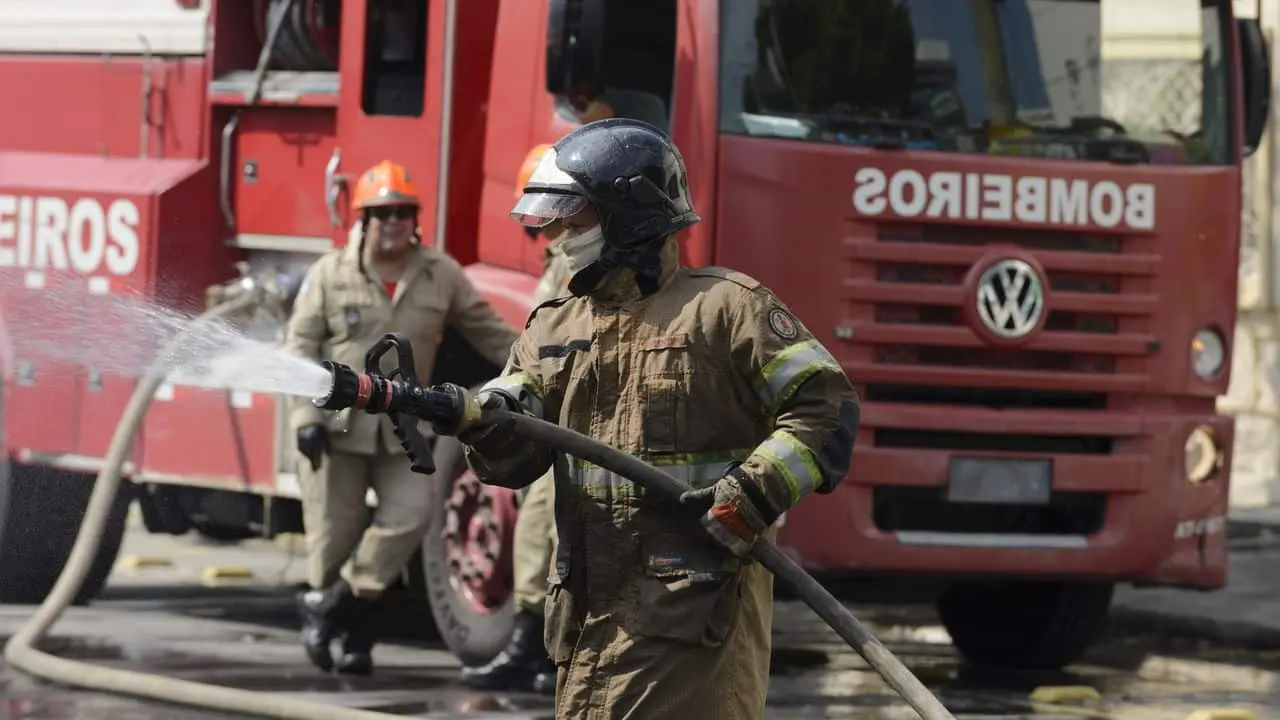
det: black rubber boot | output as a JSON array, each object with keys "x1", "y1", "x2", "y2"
[
  {"x1": 335, "y1": 596, "x2": 377, "y2": 676},
  {"x1": 460, "y1": 609, "x2": 556, "y2": 693},
  {"x1": 296, "y1": 580, "x2": 355, "y2": 673}
]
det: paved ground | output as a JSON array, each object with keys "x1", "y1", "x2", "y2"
[
  {"x1": 1109, "y1": 508, "x2": 1280, "y2": 648},
  {"x1": 0, "y1": 525, "x2": 1276, "y2": 718}
]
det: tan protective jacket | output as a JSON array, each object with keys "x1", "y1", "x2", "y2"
[
  {"x1": 286, "y1": 227, "x2": 517, "y2": 455},
  {"x1": 466, "y1": 239, "x2": 859, "y2": 719}
]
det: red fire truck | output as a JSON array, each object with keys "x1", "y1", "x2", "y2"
[{"x1": 0, "y1": 0, "x2": 1268, "y2": 671}]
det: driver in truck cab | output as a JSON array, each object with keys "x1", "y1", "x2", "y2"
[
  {"x1": 284, "y1": 160, "x2": 517, "y2": 676},
  {"x1": 567, "y1": 86, "x2": 669, "y2": 131},
  {"x1": 431, "y1": 119, "x2": 860, "y2": 719}
]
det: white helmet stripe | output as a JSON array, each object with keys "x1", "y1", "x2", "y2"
[{"x1": 526, "y1": 147, "x2": 579, "y2": 190}]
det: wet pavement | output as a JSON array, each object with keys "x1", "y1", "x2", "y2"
[{"x1": 0, "y1": 529, "x2": 1274, "y2": 718}]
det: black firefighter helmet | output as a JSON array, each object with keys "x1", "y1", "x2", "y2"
[{"x1": 509, "y1": 118, "x2": 701, "y2": 295}]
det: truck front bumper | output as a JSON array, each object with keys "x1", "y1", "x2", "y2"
[{"x1": 778, "y1": 404, "x2": 1232, "y2": 590}]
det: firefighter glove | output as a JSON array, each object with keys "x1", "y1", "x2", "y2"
[
  {"x1": 452, "y1": 392, "x2": 527, "y2": 466},
  {"x1": 426, "y1": 383, "x2": 518, "y2": 439},
  {"x1": 296, "y1": 424, "x2": 329, "y2": 472},
  {"x1": 422, "y1": 383, "x2": 484, "y2": 437},
  {"x1": 679, "y1": 469, "x2": 771, "y2": 557}
]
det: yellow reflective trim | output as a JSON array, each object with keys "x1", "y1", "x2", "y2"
[
  {"x1": 754, "y1": 430, "x2": 822, "y2": 505},
  {"x1": 568, "y1": 450, "x2": 752, "y2": 471},
  {"x1": 754, "y1": 340, "x2": 841, "y2": 413},
  {"x1": 565, "y1": 454, "x2": 751, "y2": 498}
]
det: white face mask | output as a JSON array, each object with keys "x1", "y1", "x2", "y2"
[{"x1": 559, "y1": 225, "x2": 605, "y2": 274}]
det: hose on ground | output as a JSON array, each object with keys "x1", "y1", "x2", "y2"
[
  {"x1": 492, "y1": 410, "x2": 956, "y2": 720},
  {"x1": 2, "y1": 292, "x2": 397, "y2": 720}
]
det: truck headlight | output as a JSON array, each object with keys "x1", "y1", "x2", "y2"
[
  {"x1": 1191, "y1": 328, "x2": 1225, "y2": 379},
  {"x1": 1184, "y1": 426, "x2": 1221, "y2": 483}
]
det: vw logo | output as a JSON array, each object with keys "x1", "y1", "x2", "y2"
[{"x1": 975, "y1": 259, "x2": 1045, "y2": 339}]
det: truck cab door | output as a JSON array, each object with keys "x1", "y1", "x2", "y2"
[{"x1": 332, "y1": 0, "x2": 442, "y2": 245}]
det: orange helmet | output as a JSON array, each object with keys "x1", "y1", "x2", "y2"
[
  {"x1": 515, "y1": 144, "x2": 554, "y2": 198},
  {"x1": 352, "y1": 160, "x2": 420, "y2": 211}
]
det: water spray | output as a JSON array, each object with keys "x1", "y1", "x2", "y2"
[
  {"x1": 314, "y1": 333, "x2": 955, "y2": 720},
  {"x1": 3, "y1": 292, "x2": 392, "y2": 720}
]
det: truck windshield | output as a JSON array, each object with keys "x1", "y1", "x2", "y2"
[{"x1": 719, "y1": 0, "x2": 1230, "y2": 166}]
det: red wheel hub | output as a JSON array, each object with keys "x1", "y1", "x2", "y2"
[{"x1": 442, "y1": 470, "x2": 517, "y2": 613}]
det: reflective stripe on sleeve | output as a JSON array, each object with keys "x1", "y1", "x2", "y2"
[
  {"x1": 480, "y1": 372, "x2": 544, "y2": 417},
  {"x1": 754, "y1": 340, "x2": 842, "y2": 413},
  {"x1": 752, "y1": 430, "x2": 824, "y2": 506}
]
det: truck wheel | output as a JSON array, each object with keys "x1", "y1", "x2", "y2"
[
  {"x1": 936, "y1": 580, "x2": 1114, "y2": 670},
  {"x1": 422, "y1": 436, "x2": 518, "y2": 666},
  {"x1": 0, "y1": 463, "x2": 132, "y2": 605}
]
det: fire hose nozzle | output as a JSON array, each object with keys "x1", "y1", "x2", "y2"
[
  {"x1": 312, "y1": 360, "x2": 401, "y2": 413},
  {"x1": 311, "y1": 360, "x2": 430, "y2": 417},
  {"x1": 312, "y1": 361, "x2": 363, "y2": 411},
  {"x1": 310, "y1": 359, "x2": 439, "y2": 475}
]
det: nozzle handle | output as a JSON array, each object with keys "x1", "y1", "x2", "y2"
[{"x1": 391, "y1": 412, "x2": 436, "y2": 475}]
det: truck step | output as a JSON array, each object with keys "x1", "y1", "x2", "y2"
[{"x1": 210, "y1": 70, "x2": 339, "y2": 107}]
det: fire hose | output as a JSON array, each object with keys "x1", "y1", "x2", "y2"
[
  {"x1": 0, "y1": 308, "x2": 953, "y2": 719},
  {"x1": 2, "y1": 293, "x2": 394, "y2": 720},
  {"x1": 310, "y1": 333, "x2": 955, "y2": 720}
]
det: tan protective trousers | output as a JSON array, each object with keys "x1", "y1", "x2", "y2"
[
  {"x1": 297, "y1": 447, "x2": 432, "y2": 597},
  {"x1": 513, "y1": 468, "x2": 557, "y2": 614},
  {"x1": 552, "y1": 555, "x2": 774, "y2": 719}
]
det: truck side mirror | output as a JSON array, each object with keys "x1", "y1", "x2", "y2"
[
  {"x1": 546, "y1": 0, "x2": 606, "y2": 98},
  {"x1": 1239, "y1": 18, "x2": 1271, "y2": 157}
]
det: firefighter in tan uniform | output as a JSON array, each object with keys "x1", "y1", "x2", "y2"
[
  {"x1": 426, "y1": 120, "x2": 860, "y2": 718},
  {"x1": 462, "y1": 145, "x2": 568, "y2": 693},
  {"x1": 285, "y1": 160, "x2": 517, "y2": 676}
]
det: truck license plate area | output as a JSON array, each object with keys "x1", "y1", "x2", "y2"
[{"x1": 947, "y1": 458, "x2": 1052, "y2": 506}]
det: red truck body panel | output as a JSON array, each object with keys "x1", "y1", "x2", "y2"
[{"x1": 0, "y1": 0, "x2": 1249, "y2": 593}]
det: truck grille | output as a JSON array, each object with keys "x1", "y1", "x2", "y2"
[
  {"x1": 845, "y1": 223, "x2": 1158, "y2": 401},
  {"x1": 844, "y1": 222, "x2": 1158, "y2": 458}
]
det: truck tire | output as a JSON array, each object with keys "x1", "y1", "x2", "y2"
[
  {"x1": 421, "y1": 436, "x2": 518, "y2": 666},
  {"x1": 0, "y1": 463, "x2": 132, "y2": 605},
  {"x1": 936, "y1": 580, "x2": 1114, "y2": 670}
]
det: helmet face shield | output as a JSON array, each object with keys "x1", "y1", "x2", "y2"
[
  {"x1": 510, "y1": 192, "x2": 589, "y2": 227},
  {"x1": 509, "y1": 147, "x2": 589, "y2": 227}
]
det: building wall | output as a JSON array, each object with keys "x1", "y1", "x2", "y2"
[{"x1": 1218, "y1": 0, "x2": 1280, "y2": 508}]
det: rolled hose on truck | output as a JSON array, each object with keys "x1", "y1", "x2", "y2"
[{"x1": 0, "y1": 302, "x2": 953, "y2": 720}]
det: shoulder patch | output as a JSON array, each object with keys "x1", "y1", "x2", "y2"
[
  {"x1": 688, "y1": 266, "x2": 761, "y2": 290},
  {"x1": 767, "y1": 306, "x2": 800, "y2": 340},
  {"x1": 524, "y1": 296, "x2": 574, "y2": 329}
]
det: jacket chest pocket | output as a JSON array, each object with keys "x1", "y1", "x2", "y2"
[
  {"x1": 538, "y1": 341, "x2": 592, "y2": 421},
  {"x1": 407, "y1": 292, "x2": 449, "y2": 343},
  {"x1": 636, "y1": 335, "x2": 693, "y2": 453},
  {"x1": 326, "y1": 296, "x2": 382, "y2": 344}
]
